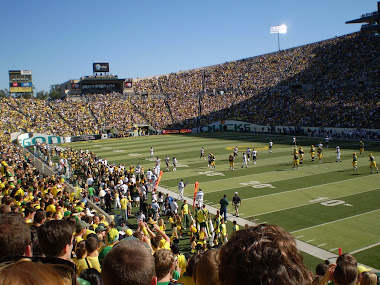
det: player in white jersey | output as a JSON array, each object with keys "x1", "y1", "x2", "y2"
[
  {"x1": 135, "y1": 163, "x2": 142, "y2": 174},
  {"x1": 178, "y1": 179, "x2": 185, "y2": 201},
  {"x1": 200, "y1": 147, "x2": 205, "y2": 160},
  {"x1": 336, "y1": 146, "x2": 342, "y2": 162},
  {"x1": 172, "y1": 156, "x2": 178, "y2": 171},
  {"x1": 292, "y1": 136, "x2": 297, "y2": 147},
  {"x1": 246, "y1": 147, "x2": 252, "y2": 161},
  {"x1": 196, "y1": 189, "x2": 204, "y2": 208},
  {"x1": 234, "y1": 146, "x2": 239, "y2": 157},
  {"x1": 269, "y1": 140, "x2": 273, "y2": 153},
  {"x1": 251, "y1": 148, "x2": 258, "y2": 164},
  {"x1": 325, "y1": 136, "x2": 330, "y2": 148},
  {"x1": 153, "y1": 166, "x2": 159, "y2": 178},
  {"x1": 165, "y1": 155, "x2": 170, "y2": 171},
  {"x1": 208, "y1": 153, "x2": 211, "y2": 167},
  {"x1": 155, "y1": 157, "x2": 161, "y2": 173},
  {"x1": 150, "y1": 147, "x2": 154, "y2": 158},
  {"x1": 242, "y1": 152, "x2": 248, "y2": 168}
]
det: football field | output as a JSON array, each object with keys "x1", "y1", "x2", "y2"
[{"x1": 64, "y1": 133, "x2": 380, "y2": 269}]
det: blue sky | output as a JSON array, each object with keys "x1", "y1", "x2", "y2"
[{"x1": 0, "y1": 0, "x2": 376, "y2": 93}]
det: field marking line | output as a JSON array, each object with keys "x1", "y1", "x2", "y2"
[
  {"x1": 306, "y1": 239, "x2": 315, "y2": 243},
  {"x1": 291, "y1": 209, "x2": 380, "y2": 233},
  {"x1": 318, "y1": 243, "x2": 327, "y2": 247},
  {"x1": 244, "y1": 186, "x2": 380, "y2": 218},
  {"x1": 296, "y1": 235, "x2": 304, "y2": 239},
  {"x1": 349, "y1": 242, "x2": 380, "y2": 255},
  {"x1": 242, "y1": 175, "x2": 375, "y2": 203},
  {"x1": 154, "y1": 180, "x2": 380, "y2": 271},
  {"x1": 183, "y1": 164, "x2": 370, "y2": 194},
  {"x1": 330, "y1": 248, "x2": 338, "y2": 252}
]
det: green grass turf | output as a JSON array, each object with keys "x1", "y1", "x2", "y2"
[
  {"x1": 300, "y1": 251, "x2": 323, "y2": 272},
  {"x1": 62, "y1": 133, "x2": 380, "y2": 269}
]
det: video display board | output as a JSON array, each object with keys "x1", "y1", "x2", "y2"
[
  {"x1": 9, "y1": 70, "x2": 33, "y2": 93},
  {"x1": 93, "y1": 62, "x2": 109, "y2": 73}
]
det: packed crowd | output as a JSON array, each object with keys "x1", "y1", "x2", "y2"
[
  {"x1": 134, "y1": 32, "x2": 379, "y2": 130},
  {"x1": 1, "y1": 135, "x2": 380, "y2": 284},
  {"x1": 0, "y1": 32, "x2": 379, "y2": 140}
]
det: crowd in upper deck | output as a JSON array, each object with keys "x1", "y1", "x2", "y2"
[{"x1": 0, "y1": 32, "x2": 378, "y2": 141}]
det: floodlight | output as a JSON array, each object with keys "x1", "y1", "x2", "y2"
[
  {"x1": 270, "y1": 24, "x2": 287, "y2": 34},
  {"x1": 270, "y1": 24, "x2": 287, "y2": 51}
]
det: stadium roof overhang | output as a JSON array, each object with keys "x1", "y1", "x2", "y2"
[{"x1": 345, "y1": 14, "x2": 379, "y2": 24}]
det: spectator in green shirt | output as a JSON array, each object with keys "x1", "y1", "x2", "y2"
[{"x1": 219, "y1": 195, "x2": 229, "y2": 221}]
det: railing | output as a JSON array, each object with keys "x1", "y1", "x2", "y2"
[{"x1": 21, "y1": 146, "x2": 112, "y2": 223}]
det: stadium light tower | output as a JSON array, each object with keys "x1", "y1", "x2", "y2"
[{"x1": 270, "y1": 24, "x2": 287, "y2": 51}]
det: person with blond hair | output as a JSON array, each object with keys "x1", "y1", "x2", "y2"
[
  {"x1": 360, "y1": 272, "x2": 377, "y2": 285},
  {"x1": 0, "y1": 259, "x2": 73, "y2": 285}
]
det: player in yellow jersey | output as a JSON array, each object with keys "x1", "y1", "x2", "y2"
[
  {"x1": 359, "y1": 141, "x2": 365, "y2": 156},
  {"x1": 293, "y1": 151, "x2": 299, "y2": 170},
  {"x1": 369, "y1": 153, "x2": 379, "y2": 174},
  {"x1": 229, "y1": 154, "x2": 234, "y2": 170},
  {"x1": 210, "y1": 153, "x2": 216, "y2": 170},
  {"x1": 310, "y1": 145, "x2": 315, "y2": 162},
  {"x1": 317, "y1": 146, "x2": 323, "y2": 163},
  {"x1": 299, "y1": 146, "x2": 304, "y2": 164},
  {"x1": 352, "y1": 153, "x2": 358, "y2": 171}
]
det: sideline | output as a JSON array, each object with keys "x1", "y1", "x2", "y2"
[{"x1": 157, "y1": 185, "x2": 379, "y2": 272}]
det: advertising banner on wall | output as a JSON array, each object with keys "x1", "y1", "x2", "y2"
[
  {"x1": 162, "y1": 129, "x2": 192, "y2": 134},
  {"x1": 70, "y1": 134, "x2": 102, "y2": 142},
  {"x1": 18, "y1": 133, "x2": 68, "y2": 147},
  {"x1": 202, "y1": 120, "x2": 271, "y2": 133}
]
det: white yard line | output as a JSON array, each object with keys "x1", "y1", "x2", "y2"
[
  {"x1": 154, "y1": 184, "x2": 379, "y2": 271},
  {"x1": 164, "y1": 159, "x2": 341, "y2": 192},
  {"x1": 242, "y1": 175, "x2": 372, "y2": 202},
  {"x1": 291, "y1": 209, "x2": 380, "y2": 233},
  {"x1": 350, "y1": 242, "x2": 380, "y2": 255},
  {"x1": 244, "y1": 186, "x2": 380, "y2": 218}
]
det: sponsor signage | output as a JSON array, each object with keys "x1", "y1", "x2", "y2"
[
  {"x1": 162, "y1": 129, "x2": 192, "y2": 134},
  {"x1": 124, "y1": 81, "x2": 132, "y2": 88},
  {"x1": 202, "y1": 120, "x2": 270, "y2": 133},
  {"x1": 71, "y1": 134, "x2": 102, "y2": 142},
  {"x1": 21, "y1": 70, "x2": 32, "y2": 75},
  {"x1": 93, "y1": 62, "x2": 109, "y2": 73},
  {"x1": 9, "y1": 82, "x2": 32, "y2": 87},
  {"x1": 10, "y1": 87, "x2": 33, "y2": 93},
  {"x1": 18, "y1": 133, "x2": 66, "y2": 147}
]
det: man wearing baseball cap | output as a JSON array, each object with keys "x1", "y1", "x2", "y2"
[{"x1": 232, "y1": 192, "x2": 242, "y2": 217}]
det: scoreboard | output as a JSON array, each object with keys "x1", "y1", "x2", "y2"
[{"x1": 9, "y1": 70, "x2": 33, "y2": 93}]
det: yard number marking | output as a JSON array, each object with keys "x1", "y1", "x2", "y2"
[
  {"x1": 240, "y1": 181, "x2": 275, "y2": 189},
  {"x1": 309, "y1": 197, "x2": 352, "y2": 207},
  {"x1": 198, "y1": 171, "x2": 225, "y2": 177}
]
